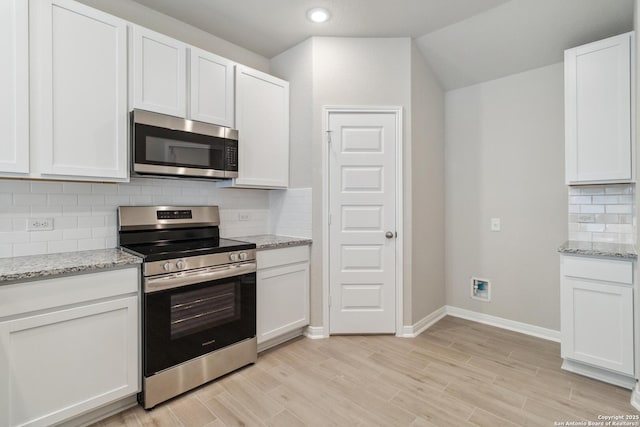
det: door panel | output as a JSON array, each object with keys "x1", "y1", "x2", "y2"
[{"x1": 329, "y1": 111, "x2": 397, "y2": 334}]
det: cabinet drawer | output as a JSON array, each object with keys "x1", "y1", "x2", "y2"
[
  {"x1": 562, "y1": 256, "x2": 633, "y2": 285},
  {"x1": 257, "y1": 245, "x2": 310, "y2": 270},
  {"x1": 0, "y1": 267, "x2": 139, "y2": 319}
]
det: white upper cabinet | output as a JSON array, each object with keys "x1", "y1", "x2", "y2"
[
  {"x1": 189, "y1": 47, "x2": 235, "y2": 127},
  {"x1": 230, "y1": 66, "x2": 289, "y2": 189},
  {"x1": 30, "y1": 0, "x2": 128, "y2": 181},
  {"x1": 0, "y1": 0, "x2": 29, "y2": 175},
  {"x1": 131, "y1": 28, "x2": 235, "y2": 127},
  {"x1": 131, "y1": 26, "x2": 187, "y2": 118},
  {"x1": 565, "y1": 32, "x2": 635, "y2": 184}
]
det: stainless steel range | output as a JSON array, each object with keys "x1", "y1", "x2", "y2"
[{"x1": 118, "y1": 206, "x2": 257, "y2": 409}]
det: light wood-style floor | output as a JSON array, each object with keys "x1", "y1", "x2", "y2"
[{"x1": 95, "y1": 316, "x2": 640, "y2": 426}]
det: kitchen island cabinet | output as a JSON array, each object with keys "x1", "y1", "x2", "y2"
[
  {"x1": 560, "y1": 253, "x2": 636, "y2": 388},
  {"x1": 256, "y1": 244, "x2": 310, "y2": 351},
  {"x1": 565, "y1": 31, "x2": 635, "y2": 184},
  {"x1": 0, "y1": 266, "x2": 139, "y2": 427}
]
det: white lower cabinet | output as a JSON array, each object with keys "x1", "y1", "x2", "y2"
[
  {"x1": 257, "y1": 245, "x2": 310, "y2": 351},
  {"x1": 560, "y1": 255, "x2": 635, "y2": 388},
  {"x1": 0, "y1": 268, "x2": 139, "y2": 427}
]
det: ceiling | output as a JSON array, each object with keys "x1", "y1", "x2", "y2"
[{"x1": 131, "y1": 0, "x2": 635, "y2": 90}]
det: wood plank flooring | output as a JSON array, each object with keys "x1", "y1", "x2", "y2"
[{"x1": 95, "y1": 316, "x2": 640, "y2": 426}]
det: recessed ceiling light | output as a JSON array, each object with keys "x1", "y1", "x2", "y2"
[{"x1": 307, "y1": 7, "x2": 331, "y2": 23}]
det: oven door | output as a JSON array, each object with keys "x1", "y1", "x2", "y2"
[{"x1": 142, "y1": 265, "x2": 256, "y2": 376}]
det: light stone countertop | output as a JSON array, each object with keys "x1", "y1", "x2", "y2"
[
  {"x1": 232, "y1": 234, "x2": 312, "y2": 250},
  {"x1": 558, "y1": 240, "x2": 638, "y2": 260},
  {"x1": 0, "y1": 248, "x2": 142, "y2": 284}
]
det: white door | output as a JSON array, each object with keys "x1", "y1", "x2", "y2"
[{"x1": 328, "y1": 110, "x2": 398, "y2": 334}]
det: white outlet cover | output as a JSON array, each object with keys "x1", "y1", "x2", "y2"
[
  {"x1": 27, "y1": 217, "x2": 54, "y2": 231},
  {"x1": 490, "y1": 218, "x2": 501, "y2": 232}
]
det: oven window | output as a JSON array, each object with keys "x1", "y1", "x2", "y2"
[{"x1": 170, "y1": 282, "x2": 240, "y2": 339}]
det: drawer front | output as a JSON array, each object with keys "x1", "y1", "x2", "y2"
[
  {"x1": 0, "y1": 267, "x2": 139, "y2": 319},
  {"x1": 562, "y1": 255, "x2": 633, "y2": 285},
  {"x1": 257, "y1": 245, "x2": 310, "y2": 270}
]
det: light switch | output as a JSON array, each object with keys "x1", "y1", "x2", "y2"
[{"x1": 491, "y1": 218, "x2": 501, "y2": 232}]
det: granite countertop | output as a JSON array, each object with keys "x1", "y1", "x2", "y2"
[
  {"x1": 232, "y1": 234, "x2": 312, "y2": 250},
  {"x1": 558, "y1": 240, "x2": 638, "y2": 260},
  {"x1": 0, "y1": 248, "x2": 142, "y2": 284}
]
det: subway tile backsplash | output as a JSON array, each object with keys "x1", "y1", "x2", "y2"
[
  {"x1": 0, "y1": 177, "x2": 271, "y2": 258},
  {"x1": 568, "y1": 184, "x2": 636, "y2": 244},
  {"x1": 269, "y1": 188, "x2": 312, "y2": 238}
]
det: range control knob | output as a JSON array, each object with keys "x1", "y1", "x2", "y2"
[
  {"x1": 239, "y1": 252, "x2": 248, "y2": 261},
  {"x1": 229, "y1": 253, "x2": 239, "y2": 262},
  {"x1": 163, "y1": 262, "x2": 172, "y2": 271},
  {"x1": 176, "y1": 260, "x2": 186, "y2": 270}
]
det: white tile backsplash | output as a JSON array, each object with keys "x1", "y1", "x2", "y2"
[
  {"x1": 568, "y1": 184, "x2": 636, "y2": 244},
  {"x1": 0, "y1": 177, "x2": 271, "y2": 258},
  {"x1": 269, "y1": 188, "x2": 312, "y2": 238}
]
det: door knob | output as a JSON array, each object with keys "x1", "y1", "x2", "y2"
[{"x1": 385, "y1": 231, "x2": 394, "y2": 239}]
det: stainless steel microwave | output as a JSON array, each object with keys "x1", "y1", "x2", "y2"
[{"x1": 131, "y1": 109, "x2": 238, "y2": 180}]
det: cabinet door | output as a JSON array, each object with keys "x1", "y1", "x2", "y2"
[
  {"x1": 0, "y1": 0, "x2": 29, "y2": 174},
  {"x1": 257, "y1": 261, "x2": 310, "y2": 344},
  {"x1": 30, "y1": 0, "x2": 128, "y2": 180},
  {"x1": 565, "y1": 32, "x2": 633, "y2": 184},
  {"x1": 132, "y1": 25, "x2": 187, "y2": 118},
  {"x1": 0, "y1": 296, "x2": 138, "y2": 427},
  {"x1": 189, "y1": 47, "x2": 235, "y2": 127},
  {"x1": 234, "y1": 66, "x2": 290, "y2": 188},
  {"x1": 561, "y1": 278, "x2": 634, "y2": 375}
]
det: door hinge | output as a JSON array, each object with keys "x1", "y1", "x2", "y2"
[
  {"x1": 326, "y1": 130, "x2": 333, "y2": 144},
  {"x1": 328, "y1": 213, "x2": 332, "y2": 225},
  {"x1": 329, "y1": 294, "x2": 332, "y2": 307}
]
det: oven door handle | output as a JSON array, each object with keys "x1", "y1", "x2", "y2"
[{"x1": 144, "y1": 262, "x2": 257, "y2": 293}]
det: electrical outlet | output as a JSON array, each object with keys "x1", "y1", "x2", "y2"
[
  {"x1": 27, "y1": 217, "x2": 54, "y2": 231},
  {"x1": 238, "y1": 213, "x2": 250, "y2": 221},
  {"x1": 490, "y1": 218, "x2": 501, "y2": 232}
]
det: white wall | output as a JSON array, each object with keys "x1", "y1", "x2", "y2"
[
  {"x1": 409, "y1": 43, "x2": 446, "y2": 324},
  {"x1": 445, "y1": 63, "x2": 567, "y2": 330},
  {"x1": 270, "y1": 39, "x2": 314, "y2": 188},
  {"x1": 0, "y1": 178, "x2": 270, "y2": 258},
  {"x1": 76, "y1": 0, "x2": 269, "y2": 72}
]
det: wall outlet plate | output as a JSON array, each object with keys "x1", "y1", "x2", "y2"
[
  {"x1": 238, "y1": 213, "x2": 250, "y2": 221},
  {"x1": 490, "y1": 218, "x2": 501, "y2": 232},
  {"x1": 27, "y1": 217, "x2": 54, "y2": 231}
]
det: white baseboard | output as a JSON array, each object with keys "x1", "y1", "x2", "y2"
[
  {"x1": 631, "y1": 383, "x2": 640, "y2": 411},
  {"x1": 562, "y1": 359, "x2": 635, "y2": 390},
  {"x1": 258, "y1": 328, "x2": 306, "y2": 353},
  {"x1": 398, "y1": 306, "x2": 447, "y2": 338},
  {"x1": 56, "y1": 395, "x2": 138, "y2": 427},
  {"x1": 304, "y1": 325, "x2": 327, "y2": 339},
  {"x1": 445, "y1": 305, "x2": 561, "y2": 342}
]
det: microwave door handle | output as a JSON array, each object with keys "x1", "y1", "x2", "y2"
[{"x1": 144, "y1": 262, "x2": 257, "y2": 293}]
